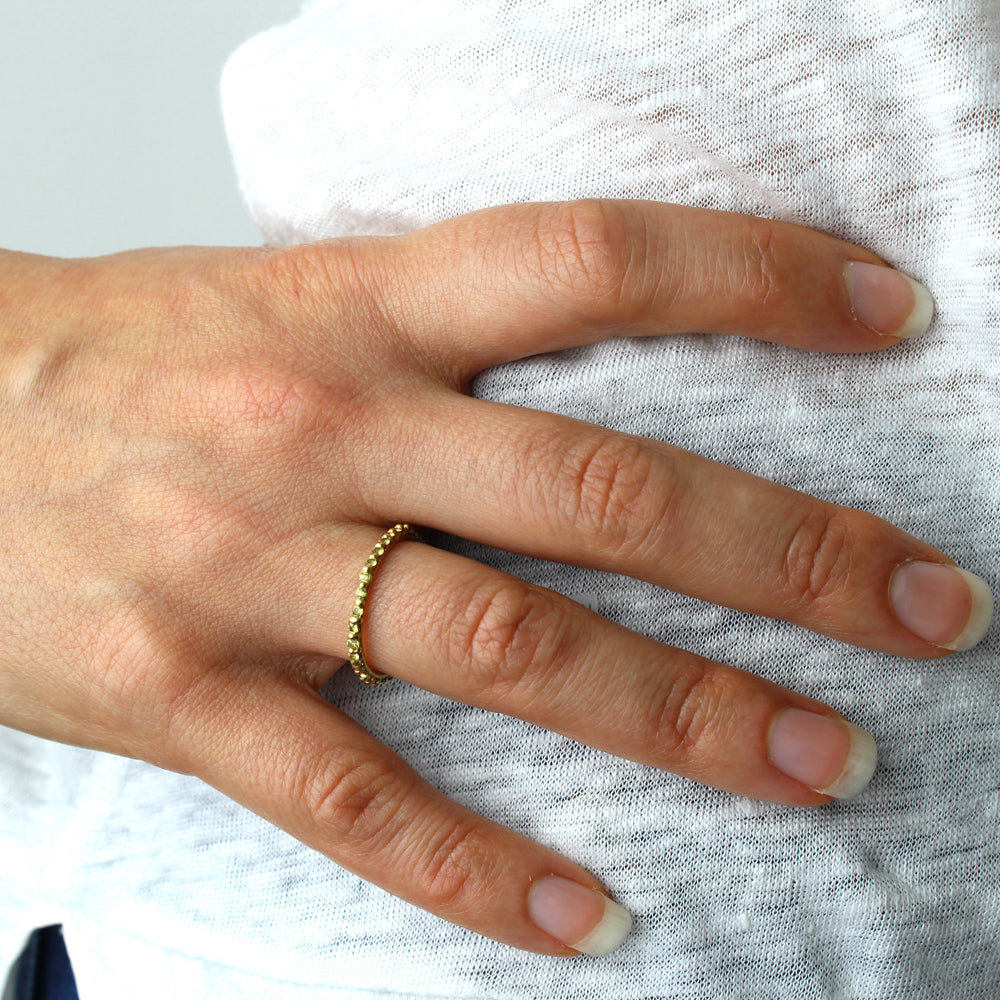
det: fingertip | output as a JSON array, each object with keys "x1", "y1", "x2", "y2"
[
  {"x1": 889, "y1": 560, "x2": 994, "y2": 652},
  {"x1": 945, "y1": 568, "x2": 996, "y2": 651},
  {"x1": 844, "y1": 260, "x2": 934, "y2": 340},
  {"x1": 527, "y1": 876, "x2": 633, "y2": 957},
  {"x1": 894, "y1": 273, "x2": 935, "y2": 339},
  {"x1": 767, "y1": 708, "x2": 877, "y2": 800},
  {"x1": 574, "y1": 895, "x2": 634, "y2": 957},
  {"x1": 818, "y1": 721, "x2": 878, "y2": 799}
]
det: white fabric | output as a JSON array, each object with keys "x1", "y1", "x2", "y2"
[{"x1": 3, "y1": 0, "x2": 999, "y2": 996}]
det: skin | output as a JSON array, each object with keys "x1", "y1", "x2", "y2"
[{"x1": 0, "y1": 199, "x2": 960, "y2": 954}]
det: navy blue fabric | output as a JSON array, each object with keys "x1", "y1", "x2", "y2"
[{"x1": 4, "y1": 927, "x2": 79, "y2": 1000}]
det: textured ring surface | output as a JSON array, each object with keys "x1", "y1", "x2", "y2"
[{"x1": 347, "y1": 524, "x2": 419, "y2": 686}]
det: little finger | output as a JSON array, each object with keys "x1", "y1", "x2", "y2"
[{"x1": 185, "y1": 670, "x2": 633, "y2": 956}]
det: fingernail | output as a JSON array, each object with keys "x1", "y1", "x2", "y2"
[
  {"x1": 528, "y1": 876, "x2": 633, "y2": 956},
  {"x1": 768, "y1": 708, "x2": 877, "y2": 799},
  {"x1": 844, "y1": 260, "x2": 934, "y2": 338},
  {"x1": 890, "y1": 560, "x2": 994, "y2": 651}
]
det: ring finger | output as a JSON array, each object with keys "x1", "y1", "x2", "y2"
[{"x1": 276, "y1": 525, "x2": 878, "y2": 806}]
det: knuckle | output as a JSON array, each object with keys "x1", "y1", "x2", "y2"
[
  {"x1": 531, "y1": 200, "x2": 635, "y2": 321},
  {"x1": 449, "y1": 580, "x2": 567, "y2": 702},
  {"x1": 555, "y1": 434, "x2": 667, "y2": 560},
  {"x1": 248, "y1": 240, "x2": 357, "y2": 310},
  {"x1": 243, "y1": 241, "x2": 392, "y2": 355},
  {"x1": 736, "y1": 218, "x2": 784, "y2": 314},
  {"x1": 416, "y1": 819, "x2": 496, "y2": 913},
  {"x1": 299, "y1": 751, "x2": 406, "y2": 848},
  {"x1": 197, "y1": 361, "x2": 366, "y2": 468},
  {"x1": 644, "y1": 662, "x2": 723, "y2": 763},
  {"x1": 225, "y1": 367, "x2": 345, "y2": 439},
  {"x1": 84, "y1": 603, "x2": 204, "y2": 769},
  {"x1": 780, "y1": 503, "x2": 858, "y2": 608}
]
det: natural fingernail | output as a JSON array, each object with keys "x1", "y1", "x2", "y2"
[
  {"x1": 890, "y1": 561, "x2": 994, "y2": 651},
  {"x1": 844, "y1": 260, "x2": 934, "y2": 338},
  {"x1": 768, "y1": 708, "x2": 877, "y2": 799},
  {"x1": 528, "y1": 876, "x2": 633, "y2": 956}
]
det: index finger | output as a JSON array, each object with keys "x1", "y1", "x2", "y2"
[{"x1": 368, "y1": 200, "x2": 932, "y2": 373}]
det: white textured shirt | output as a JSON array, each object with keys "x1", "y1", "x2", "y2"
[{"x1": 2, "y1": 1, "x2": 998, "y2": 996}]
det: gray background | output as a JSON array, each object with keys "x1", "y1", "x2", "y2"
[{"x1": 0, "y1": 1, "x2": 300, "y2": 257}]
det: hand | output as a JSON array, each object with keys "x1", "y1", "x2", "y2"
[{"x1": 0, "y1": 201, "x2": 990, "y2": 956}]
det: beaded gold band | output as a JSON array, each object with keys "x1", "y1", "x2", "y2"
[{"x1": 347, "y1": 524, "x2": 419, "y2": 686}]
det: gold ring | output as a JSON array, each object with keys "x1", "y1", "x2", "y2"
[{"x1": 347, "y1": 524, "x2": 419, "y2": 686}]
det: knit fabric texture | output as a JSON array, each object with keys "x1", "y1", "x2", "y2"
[{"x1": 2, "y1": 1, "x2": 998, "y2": 997}]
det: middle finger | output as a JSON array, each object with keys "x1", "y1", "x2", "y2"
[{"x1": 367, "y1": 390, "x2": 992, "y2": 659}]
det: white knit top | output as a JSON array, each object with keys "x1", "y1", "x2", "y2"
[{"x1": 2, "y1": 2, "x2": 998, "y2": 996}]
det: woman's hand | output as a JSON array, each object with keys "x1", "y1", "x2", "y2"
[{"x1": 0, "y1": 201, "x2": 990, "y2": 955}]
